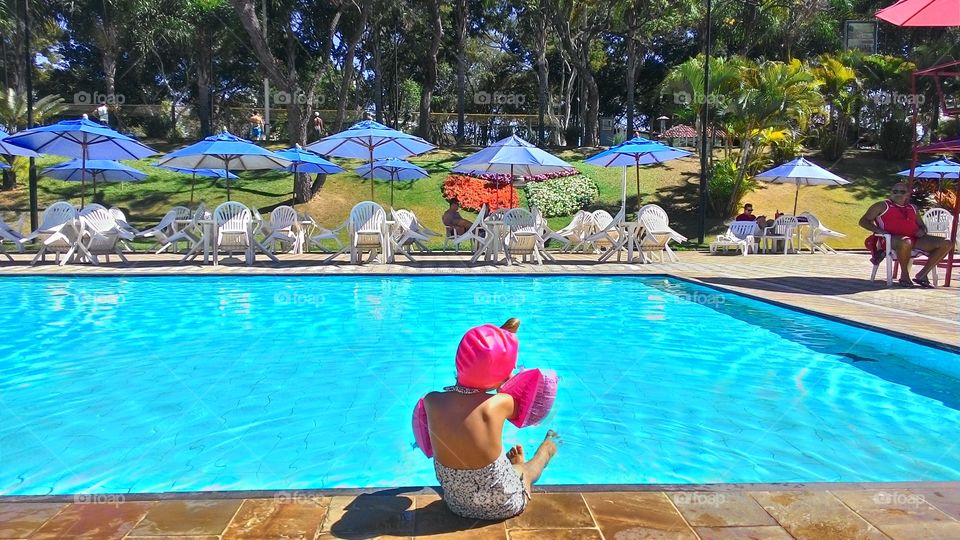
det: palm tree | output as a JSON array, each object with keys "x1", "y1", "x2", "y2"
[{"x1": 812, "y1": 54, "x2": 859, "y2": 161}]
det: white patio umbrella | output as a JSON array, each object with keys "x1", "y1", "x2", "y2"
[{"x1": 754, "y1": 157, "x2": 850, "y2": 215}]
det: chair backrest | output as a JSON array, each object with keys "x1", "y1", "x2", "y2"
[
  {"x1": 81, "y1": 203, "x2": 107, "y2": 213},
  {"x1": 79, "y1": 206, "x2": 119, "y2": 234},
  {"x1": 728, "y1": 221, "x2": 759, "y2": 240},
  {"x1": 923, "y1": 208, "x2": 952, "y2": 236},
  {"x1": 269, "y1": 205, "x2": 298, "y2": 230},
  {"x1": 189, "y1": 203, "x2": 207, "y2": 227},
  {"x1": 591, "y1": 210, "x2": 614, "y2": 230},
  {"x1": 504, "y1": 208, "x2": 536, "y2": 231},
  {"x1": 392, "y1": 209, "x2": 416, "y2": 231},
  {"x1": 108, "y1": 207, "x2": 127, "y2": 223},
  {"x1": 349, "y1": 201, "x2": 386, "y2": 234},
  {"x1": 638, "y1": 204, "x2": 669, "y2": 225},
  {"x1": 172, "y1": 206, "x2": 191, "y2": 220},
  {"x1": 463, "y1": 205, "x2": 488, "y2": 236},
  {"x1": 152, "y1": 210, "x2": 178, "y2": 232},
  {"x1": 770, "y1": 215, "x2": 799, "y2": 234},
  {"x1": 40, "y1": 202, "x2": 78, "y2": 229},
  {"x1": 214, "y1": 201, "x2": 252, "y2": 233}
]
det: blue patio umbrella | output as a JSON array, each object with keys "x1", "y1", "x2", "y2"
[
  {"x1": 42, "y1": 158, "x2": 147, "y2": 202},
  {"x1": 0, "y1": 161, "x2": 8, "y2": 170},
  {"x1": 275, "y1": 145, "x2": 344, "y2": 175},
  {"x1": 0, "y1": 128, "x2": 40, "y2": 158},
  {"x1": 585, "y1": 137, "x2": 692, "y2": 214},
  {"x1": 154, "y1": 165, "x2": 240, "y2": 204},
  {"x1": 4, "y1": 117, "x2": 156, "y2": 205},
  {"x1": 157, "y1": 131, "x2": 291, "y2": 201},
  {"x1": 898, "y1": 159, "x2": 960, "y2": 180},
  {"x1": 754, "y1": 157, "x2": 850, "y2": 215},
  {"x1": 354, "y1": 158, "x2": 429, "y2": 207},
  {"x1": 305, "y1": 120, "x2": 435, "y2": 200},
  {"x1": 453, "y1": 135, "x2": 575, "y2": 208}
]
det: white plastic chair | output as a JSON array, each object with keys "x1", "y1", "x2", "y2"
[
  {"x1": 391, "y1": 209, "x2": 430, "y2": 260},
  {"x1": 23, "y1": 202, "x2": 83, "y2": 265},
  {"x1": 798, "y1": 212, "x2": 845, "y2": 254},
  {"x1": 923, "y1": 208, "x2": 954, "y2": 247},
  {"x1": 79, "y1": 205, "x2": 130, "y2": 264},
  {"x1": 342, "y1": 201, "x2": 388, "y2": 264},
  {"x1": 583, "y1": 209, "x2": 625, "y2": 254},
  {"x1": 710, "y1": 221, "x2": 759, "y2": 255},
  {"x1": 262, "y1": 205, "x2": 299, "y2": 254},
  {"x1": 503, "y1": 208, "x2": 546, "y2": 265},
  {"x1": 159, "y1": 204, "x2": 206, "y2": 258},
  {"x1": 136, "y1": 210, "x2": 179, "y2": 251},
  {"x1": 449, "y1": 206, "x2": 488, "y2": 254},
  {"x1": 213, "y1": 201, "x2": 254, "y2": 266},
  {"x1": 870, "y1": 232, "x2": 939, "y2": 287},
  {"x1": 761, "y1": 215, "x2": 798, "y2": 254}
]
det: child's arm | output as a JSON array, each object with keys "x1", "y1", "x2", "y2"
[{"x1": 490, "y1": 392, "x2": 518, "y2": 423}]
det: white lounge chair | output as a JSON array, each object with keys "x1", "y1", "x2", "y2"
[
  {"x1": 0, "y1": 214, "x2": 26, "y2": 260},
  {"x1": 79, "y1": 205, "x2": 131, "y2": 264},
  {"x1": 162, "y1": 204, "x2": 207, "y2": 259},
  {"x1": 637, "y1": 204, "x2": 686, "y2": 263},
  {"x1": 760, "y1": 215, "x2": 799, "y2": 254},
  {"x1": 546, "y1": 210, "x2": 592, "y2": 252},
  {"x1": 262, "y1": 205, "x2": 299, "y2": 254},
  {"x1": 136, "y1": 210, "x2": 179, "y2": 252},
  {"x1": 711, "y1": 221, "x2": 759, "y2": 255},
  {"x1": 449, "y1": 206, "x2": 488, "y2": 254},
  {"x1": 306, "y1": 214, "x2": 345, "y2": 253},
  {"x1": 391, "y1": 209, "x2": 431, "y2": 260},
  {"x1": 798, "y1": 212, "x2": 845, "y2": 254}
]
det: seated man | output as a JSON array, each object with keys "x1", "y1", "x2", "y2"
[
  {"x1": 443, "y1": 201, "x2": 474, "y2": 236},
  {"x1": 735, "y1": 203, "x2": 772, "y2": 230},
  {"x1": 859, "y1": 182, "x2": 954, "y2": 288}
]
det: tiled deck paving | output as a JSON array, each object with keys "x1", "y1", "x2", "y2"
[{"x1": 1, "y1": 250, "x2": 958, "y2": 538}]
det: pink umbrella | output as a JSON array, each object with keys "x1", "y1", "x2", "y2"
[{"x1": 876, "y1": 0, "x2": 960, "y2": 27}]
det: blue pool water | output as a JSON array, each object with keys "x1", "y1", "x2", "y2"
[{"x1": 0, "y1": 275, "x2": 958, "y2": 495}]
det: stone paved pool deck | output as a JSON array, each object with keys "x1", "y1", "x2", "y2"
[{"x1": 1, "y1": 251, "x2": 958, "y2": 539}]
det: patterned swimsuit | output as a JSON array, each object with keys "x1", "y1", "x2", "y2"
[{"x1": 433, "y1": 385, "x2": 529, "y2": 520}]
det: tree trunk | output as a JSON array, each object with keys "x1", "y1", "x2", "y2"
[
  {"x1": 625, "y1": 6, "x2": 637, "y2": 138},
  {"x1": 455, "y1": 0, "x2": 468, "y2": 145},
  {"x1": 534, "y1": 10, "x2": 549, "y2": 146},
  {"x1": 334, "y1": 4, "x2": 368, "y2": 132},
  {"x1": 373, "y1": 28, "x2": 383, "y2": 123},
  {"x1": 195, "y1": 29, "x2": 213, "y2": 137},
  {"x1": 418, "y1": 0, "x2": 443, "y2": 140},
  {"x1": 548, "y1": 6, "x2": 599, "y2": 146}
]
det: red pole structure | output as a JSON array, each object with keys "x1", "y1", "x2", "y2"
[
  {"x1": 947, "y1": 182, "x2": 959, "y2": 286},
  {"x1": 906, "y1": 71, "x2": 920, "y2": 194}
]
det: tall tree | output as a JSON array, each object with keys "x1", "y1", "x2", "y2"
[{"x1": 417, "y1": 0, "x2": 443, "y2": 141}]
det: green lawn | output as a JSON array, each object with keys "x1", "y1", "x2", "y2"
[{"x1": 0, "y1": 146, "x2": 912, "y2": 249}]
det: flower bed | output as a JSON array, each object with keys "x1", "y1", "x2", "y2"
[
  {"x1": 442, "y1": 175, "x2": 518, "y2": 211},
  {"x1": 522, "y1": 174, "x2": 599, "y2": 217}
]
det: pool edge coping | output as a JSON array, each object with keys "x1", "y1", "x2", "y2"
[{"x1": 3, "y1": 481, "x2": 958, "y2": 502}]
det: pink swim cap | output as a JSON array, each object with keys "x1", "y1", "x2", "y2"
[{"x1": 455, "y1": 324, "x2": 519, "y2": 390}]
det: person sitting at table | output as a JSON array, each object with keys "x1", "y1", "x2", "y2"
[
  {"x1": 443, "y1": 201, "x2": 475, "y2": 236},
  {"x1": 735, "y1": 203, "x2": 773, "y2": 230}
]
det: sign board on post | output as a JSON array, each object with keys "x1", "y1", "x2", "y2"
[
  {"x1": 844, "y1": 21, "x2": 877, "y2": 54},
  {"x1": 599, "y1": 117, "x2": 615, "y2": 146}
]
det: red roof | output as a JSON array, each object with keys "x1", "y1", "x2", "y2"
[
  {"x1": 917, "y1": 138, "x2": 960, "y2": 154},
  {"x1": 661, "y1": 124, "x2": 725, "y2": 138}
]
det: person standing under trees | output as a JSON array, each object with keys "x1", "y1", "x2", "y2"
[
  {"x1": 311, "y1": 112, "x2": 325, "y2": 142},
  {"x1": 249, "y1": 111, "x2": 264, "y2": 141}
]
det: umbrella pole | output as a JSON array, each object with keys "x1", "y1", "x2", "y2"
[
  {"x1": 225, "y1": 159, "x2": 231, "y2": 201},
  {"x1": 369, "y1": 147, "x2": 375, "y2": 201},
  {"x1": 81, "y1": 150, "x2": 86, "y2": 207},
  {"x1": 621, "y1": 166, "x2": 627, "y2": 215},
  {"x1": 510, "y1": 164, "x2": 515, "y2": 209},
  {"x1": 391, "y1": 171, "x2": 395, "y2": 208},
  {"x1": 635, "y1": 156, "x2": 641, "y2": 217},
  {"x1": 793, "y1": 183, "x2": 800, "y2": 216},
  {"x1": 191, "y1": 173, "x2": 196, "y2": 205}
]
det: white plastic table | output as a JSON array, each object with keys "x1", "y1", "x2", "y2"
[
  {"x1": 599, "y1": 221, "x2": 646, "y2": 263},
  {"x1": 471, "y1": 220, "x2": 510, "y2": 264}
]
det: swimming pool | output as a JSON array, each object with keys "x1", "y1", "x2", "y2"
[{"x1": 0, "y1": 275, "x2": 958, "y2": 495}]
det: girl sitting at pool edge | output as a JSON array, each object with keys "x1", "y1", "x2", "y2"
[{"x1": 422, "y1": 318, "x2": 559, "y2": 520}]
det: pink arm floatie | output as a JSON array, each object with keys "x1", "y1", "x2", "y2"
[
  {"x1": 412, "y1": 397, "x2": 434, "y2": 457},
  {"x1": 499, "y1": 368, "x2": 558, "y2": 428}
]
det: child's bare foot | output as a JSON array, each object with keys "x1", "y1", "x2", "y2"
[
  {"x1": 539, "y1": 430, "x2": 559, "y2": 459},
  {"x1": 507, "y1": 444, "x2": 525, "y2": 465}
]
